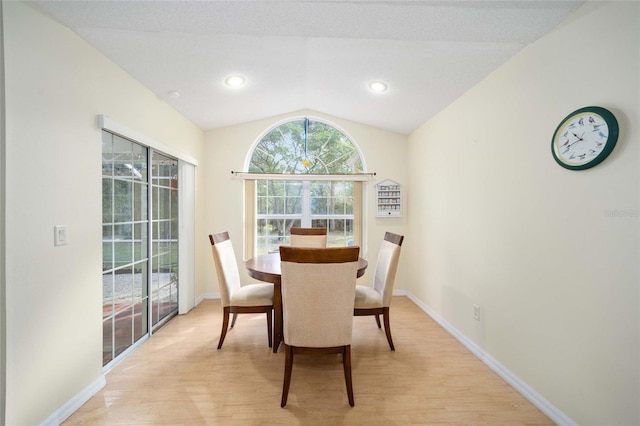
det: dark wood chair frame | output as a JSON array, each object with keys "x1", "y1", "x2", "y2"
[
  {"x1": 289, "y1": 227, "x2": 328, "y2": 236},
  {"x1": 353, "y1": 232, "x2": 404, "y2": 351},
  {"x1": 209, "y1": 232, "x2": 273, "y2": 350},
  {"x1": 279, "y1": 246, "x2": 359, "y2": 407},
  {"x1": 282, "y1": 345, "x2": 354, "y2": 407}
]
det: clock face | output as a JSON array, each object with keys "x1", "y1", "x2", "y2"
[{"x1": 551, "y1": 107, "x2": 618, "y2": 170}]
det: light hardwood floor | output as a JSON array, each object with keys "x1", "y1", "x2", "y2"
[{"x1": 64, "y1": 297, "x2": 552, "y2": 425}]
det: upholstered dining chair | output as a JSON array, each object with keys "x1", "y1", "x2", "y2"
[
  {"x1": 209, "y1": 232, "x2": 274, "y2": 349},
  {"x1": 353, "y1": 232, "x2": 404, "y2": 351},
  {"x1": 279, "y1": 246, "x2": 360, "y2": 407},
  {"x1": 289, "y1": 227, "x2": 327, "y2": 247}
]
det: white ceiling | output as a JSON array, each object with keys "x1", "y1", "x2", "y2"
[{"x1": 32, "y1": 0, "x2": 583, "y2": 135}]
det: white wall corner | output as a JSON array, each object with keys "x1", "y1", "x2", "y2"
[
  {"x1": 403, "y1": 291, "x2": 577, "y2": 426},
  {"x1": 195, "y1": 293, "x2": 220, "y2": 307}
]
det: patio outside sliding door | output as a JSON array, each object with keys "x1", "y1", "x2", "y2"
[{"x1": 102, "y1": 131, "x2": 179, "y2": 366}]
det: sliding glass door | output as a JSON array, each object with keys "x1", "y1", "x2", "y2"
[
  {"x1": 150, "y1": 152, "x2": 179, "y2": 328},
  {"x1": 102, "y1": 131, "x2": 179, "y2": 366}
]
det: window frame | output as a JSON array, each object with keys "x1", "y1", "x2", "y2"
[{"x1": 241, "y1": 116, "x2": 369, "y2": 259}]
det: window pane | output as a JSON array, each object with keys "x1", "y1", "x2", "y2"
[
  {"x1": 133, "y1": 261, "x2": 147, "y2": 301},
  {"x1": 326, "y1": 219, "x2": 354, "y2": 247},
  {"x1": 257, "y1": 180, "x2": 267, "y2": 196},
  {"x1": 113, "y1": 136, "x2": 134, "y2": 178},
  {"x1": 132, "y1": 142, "x2": 148, "y2": 182},
  {"x1": 133, "y1": 182, "x2": 147, "y2": 221},
  {"x1": 133, "y1": 298, "x2": 148, "y2": 342},
  {"x1": 158, "y1": 187, "x2": 171, "y2": 219},
  {"x1": 134, "y1": 223, "x2": 147, "y2": 261},
  {"x1": 329, "y1": 198, "x2": 344, "y2": 215},
  {"x1": 103, "y1": 317, "x2": 113, "y2": 365},
  {"x1": 114, "y1": 223, "x2": 132, "y2": 268},
  {"x1": 114, "y1": 270, "x2": 133, "y2": 306},
  {"x1": 286, "y1": 196, "x2": 302, "y2": 214},
  {"x1": 151, "y1": 221, "x2": 159, "y2": 259},
  {"x1": 268, "y1": 180, "x2": 285, "y2": 195},
  {"x1": 114, "y1": 180, "x2": 133, "y2": 223},
  {"x1": 311, "y1": 219, "x2": 327, "y2": 229},
  {"x1": 151, "y1": 256, "x2": 159, "y2": 299},
  {"x1": 345, "y1": 197, "x2": 354, "y2": 214},
  {"x1": 103, "y1": 272, "x2": 114, "y2": 319},
  {"x1": 269, "y1": 197, "x2": 285, "y2": 214},
  {"x1": 310, "y1": 181, "x2": 329, "y2": 196},
  {"x1": 103, "y1": 225, "x2": 113, "y2": 271},
  {"x1": 257, "y1": 196, "x2": 268, "y2": 214},
  {"x1": 285, "y1": 181, "x2": 302, "y2": 195},
  {"x1": 102, "y1": 179, "x2": 113, "y2": 223},
  {"x1": 285, "y1": 181, "x2": 302, "y2": 214},
  {"x1": 114, "y1": 307, "x2": 133, "y2": 358},
  {"x1": 151, "y1": 186, "x2": 159, "y2": 219},
  {"x1": 311, "y1": 197, "x2": 328, "y2": 214}
]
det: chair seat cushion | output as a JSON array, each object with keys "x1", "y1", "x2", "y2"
[
  {"x1": 230, "y1": 283, "x2": 274, "y2": 307},
  {"x1": 354, "y1": 285, "x2": 383, "y2": 309}
]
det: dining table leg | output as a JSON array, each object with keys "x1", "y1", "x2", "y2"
[{"x1": 273, "y1": 281, "x2": 282, "y2": 353}]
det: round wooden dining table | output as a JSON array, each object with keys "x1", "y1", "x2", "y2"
[{"x1": 245, "y1": 252, "x2": 368, "y2": 353}]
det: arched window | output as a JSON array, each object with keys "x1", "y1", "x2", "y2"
[
  {"x1": 244, "y1": 118, "x2": 366, "y2": 256},
  {"x1": 249, "y1": 119, "x2": 363, "y2": 174}
]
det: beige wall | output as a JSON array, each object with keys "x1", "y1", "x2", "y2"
[
  {"x1": 203, "y1": 110, "x2": 408, "y2": 294},
  {"x1": 3, "y1": 2, "x2": 205, "y2": 424},
  {"x1": 407, "y1": 2, "x2": 639, "y2": 424}
]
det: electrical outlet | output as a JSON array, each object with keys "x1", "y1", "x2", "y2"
[{"x1": 473, "y1": 304, "x2": 480, "y2": 321}]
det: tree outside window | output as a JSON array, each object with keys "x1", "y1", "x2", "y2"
[{"x1": 249, "y1": 119, "x2": 363, "y2": 254}]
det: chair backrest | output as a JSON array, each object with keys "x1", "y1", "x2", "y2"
[
  {"x1": 279, "y1": 246, "x2": 360, "y2": 347},
  {"x1": 373, "y1": 232, "x2": 404, "y2": 307},
  {"x1": 208, "y1": 232, "x2": 241, "y2": 307},
  {"x1": 289, "y1": 227, "x2": 328, "y2": 248}
]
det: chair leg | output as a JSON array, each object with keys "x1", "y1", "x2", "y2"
[
  {"x1": 217, "y1": 307, "x2": 230, "y2": 349},
  {"x1": 267, "y1": 309, "x2": 273, "y2": 348},
  {"x1": 230, "y1": 312, "x2": 239, "y2": 328},
  {"x1": 382, "y1": 307, "x2": 395, "y2": 351},
  {"x1": 374, "y1": 314, "x2": 382, "y2": 329},
  {"x1": 343, "y1": 345, "x2": 354, "y2": 407},
  {"x1": 281, "y1": 345, "x2": 294, "y2": 407}
]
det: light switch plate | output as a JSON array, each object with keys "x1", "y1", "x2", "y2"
[{"x1": 54, "y1": 225, "x2": 68, "y2": 246}]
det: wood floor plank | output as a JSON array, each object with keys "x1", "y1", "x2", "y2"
[{"x1": 64, "y1": 297, "x2": 552, "y2": 425}]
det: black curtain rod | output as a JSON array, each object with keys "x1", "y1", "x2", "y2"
[{"x1": 231, "y1": 171, "x2": 376, "y2": 176}]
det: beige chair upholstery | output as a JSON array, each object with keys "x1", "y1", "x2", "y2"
[
  {"x1": 289, "y1": 227, "x2": 327, "y2": 247},
  {"x1": 354, "y1": 232, "x2": 404, "y2": 350},
  {"x1": 209, "y1": 232, "x2": 273, "y2": 349},
  {"x1": 279, "y1": 246, "x2": 360, "y2": 407}
]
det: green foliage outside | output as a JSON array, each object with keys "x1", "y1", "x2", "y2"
[
  {"x1": 249, "y1": 119, "x2": 363, "y2": 175},
  {"x1": 249, "y1": 119, "x2": 361, "y2": 253}
]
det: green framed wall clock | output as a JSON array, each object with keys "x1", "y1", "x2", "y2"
[{"x1": 551, "y1": 106, "x2": 619, "y2": 170}]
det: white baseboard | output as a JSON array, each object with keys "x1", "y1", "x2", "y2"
[
  {"x1": 195, "y1": 292, "x2": 219, "y2": 306},
  {"x1": 403, "y1": 291, "x2": 575, "y2": 426},
  {"x1": 40, "y1": 375, "x2": 106, "y2": 426}
]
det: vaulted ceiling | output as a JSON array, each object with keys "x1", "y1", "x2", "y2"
[{"x1": 32, "y1": 0, "x2": 583, "y2": 135}]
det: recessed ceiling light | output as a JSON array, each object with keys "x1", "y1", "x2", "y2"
[
  {"x1": 224, "y1": 75, "x2": 246, "y2": 88},
  {"x1": 369, "y1": 80, "x2": 388, "y2": 93}
]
